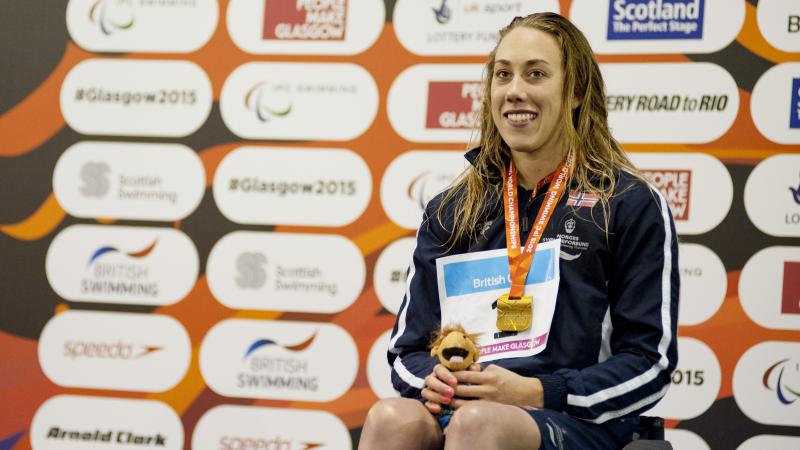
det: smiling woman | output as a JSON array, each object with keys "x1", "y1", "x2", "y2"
[{"x1": 359, "y1": 12, "x2": 679, "y2": 450}]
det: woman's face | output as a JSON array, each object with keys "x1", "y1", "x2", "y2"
[{"x1": 490, "y1": 27, "x2": 569, "y2": 157}]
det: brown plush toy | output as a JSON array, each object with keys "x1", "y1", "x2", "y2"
[{"x1": 430, "y1": 324, "x2": 481, "y2": 371}]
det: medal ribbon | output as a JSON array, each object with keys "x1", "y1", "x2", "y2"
[{"x1": 503, "y1": 152, "x2": 574, "y2": 299}]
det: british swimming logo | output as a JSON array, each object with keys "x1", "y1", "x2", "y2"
[{"x1": 607, "y1": 0, "x2": 705, "y2": 40}]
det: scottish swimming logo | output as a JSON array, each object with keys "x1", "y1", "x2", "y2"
[{"x1": 607, "y1": 0, "x2": 705, "y2": 40}]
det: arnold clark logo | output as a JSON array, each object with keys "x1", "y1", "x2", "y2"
[
  {"x1": 570, "y1": 0, "x2": 743, "y2": 54},
  {"x1": 31, "y1": 395, "x2": 183, "y2": 449},
  {"x1": 66, "y1": 0, "x2": 217, "y2": 53},
  {"x1": 53, "y1": 141, "x2": 205, "y2": 222},
  {"x1": 45, "y1": 224, "x2": 198, "y2": 306},
  {"x1": 227, "y1": 0, "x2": 383, "y2": 55},
  {"x1": 206, "y1": 231, "x2": 365, "y2": 313},
  {"x1": 740, "y1": 246, "x2": 800, "y2": 331},
  {"x1": 602, "y1": 63, "x2": 738, "y2": 143},
  {"x1": 60, "y1": 59, "x2": 212, "y2": 137},
  {"x1": 388, "y1": 64, "x2": 484, "y2": 143},
  {"x1": 394, "y1": 0, "x2": 559, "y2": 56},
  {"x1": 192, "y1": 405, "x2": 351, "y2": 450},
  {"x1": 199, "y1": 319, "x2": 358, "y2": 401},
  {"x1": 645, "y1": 337, "x2": 720, "y2": 420},
  {"x1": 213, "y1": 146, "x2": 371, "y2": 227},
  {"x1": 733, "y1": 341, "x2": 800, "y2": 426},
  {"x1": 220, "y1": 62, "x2": 377, "y2": 140},
  {"x1": 752, "y1": 64, "x2": 800, "y2": 144},
  {"x1": 744, "y1": 154, "x2": 800, "y2": 238},
  {"x1": 381, "y1": 151, "x2": 467, "y2": 229},
  {"x1": 606, "y1": 0, "x2": 705, "y2": 40},
  {"x1": 39, "y1": 310, "x2": 191, "y2": 392},
  {"x1": 628, "y1": 152, "x2": 732, "y2": 235}
]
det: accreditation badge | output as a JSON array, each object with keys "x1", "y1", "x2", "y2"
[{"x1": 435, "y1": 239, "x2": 561, "y2": 363}]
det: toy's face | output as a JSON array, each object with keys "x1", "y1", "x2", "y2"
[{"x1": 434, "y1": 330, "x2": 478, "y2": 371}]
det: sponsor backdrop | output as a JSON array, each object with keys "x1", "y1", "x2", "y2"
[{"x1": 1, "y1": 0, "x2": 799, "y2": 449}]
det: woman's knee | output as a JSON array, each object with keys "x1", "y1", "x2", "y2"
[{"x1": 364, "y1": 398, "x2": 432, "y2": 430}]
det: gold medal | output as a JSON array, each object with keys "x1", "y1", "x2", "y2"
[{"x1": 496, "y1": 293, "x2": 533, "y2": 331}]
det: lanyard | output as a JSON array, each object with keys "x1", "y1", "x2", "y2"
[{"x1": 502, "y1": 153, "x2": 573, "y2": 299}]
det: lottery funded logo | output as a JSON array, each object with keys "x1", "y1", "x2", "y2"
[
  {"x1": 425, "y1": 81, "x2": 482, "y2": 130},
  {"x1": 263, "y1": 0, "x2": 347, "y2": 41},
  {"x1": 31, "y1": 395, "x2": 184, "y2": 450},
  {"x1": 639, "y1": 169, "x2": 691, "y2": 220},
  {"x1": 744, "y1": 154, "x2": 800, "y2": 237},
  {"x1": 207, "y1": 231, "x2": 365, "y2": 313},
  {"x1": 393, "y1": 0, "x2": 559, "y2": 56},
  {"x1": 607, "y1": 0, "x2": 705, "y2": 40},
  {"x1": 192, "y1": 405, "x2": 351, "y2": 450},
  {"x1": 199, "y1": 319, "x2": 358, "y2": 402}
]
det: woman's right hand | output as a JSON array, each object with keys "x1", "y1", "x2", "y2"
[{"x1": 421, "y1": 363, "x2": 457, "y2": 414}]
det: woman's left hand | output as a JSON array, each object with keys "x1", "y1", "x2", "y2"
[{"x1": 451, "y1": 364, "x2": 544, "y2": 409}]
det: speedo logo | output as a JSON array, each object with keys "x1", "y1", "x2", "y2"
[
  {"x1": 64, "y1": 340, "x2": 162, "y2": 360},
  {"x1": 608, "y1": 0, "x2": 705, "y2": 40}
]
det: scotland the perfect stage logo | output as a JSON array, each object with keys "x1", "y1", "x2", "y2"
[{"x1": 607, "y1": 0, "x2": 705, "y2": 40}]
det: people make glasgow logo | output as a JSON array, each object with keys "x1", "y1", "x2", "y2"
[
  {"x1": 639, "y1": 169, "x2": 692, "y2": 220},
  {"x1": 90, "y1": 0, "x2": 135, "y2": 35},
  {"x1": 782, "y1": 261, "x2": 800, "y2": 315},
  {"x1": 763, "y1": 358, "x2": 800, "y2": 405},
  {"x1": 262, "y1": 0, "x2": 347, "y2": 41},
  {"x1": 607, "y1": 0, "x2": 705, "y2": 40},
  {"x1": 425, "y1": 81, "x2": 482, "y2": 130}
]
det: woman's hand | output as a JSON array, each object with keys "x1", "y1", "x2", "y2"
[
  {"x1": 421, "y1": 364, "x2": 458, "y2": 414},
  {"x1": 452, "y1": 364, "x2": 544, "y2": 409}
]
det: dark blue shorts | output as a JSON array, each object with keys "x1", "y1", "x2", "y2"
[
  {"x1": 438, "y1": 407, "x2": 637, "y2": 449},
  {"x1": 529, "y1": 409, "x2": 637, "y2": 450}
]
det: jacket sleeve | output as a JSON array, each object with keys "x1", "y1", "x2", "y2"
[
  {"x1": 387, "y1": 208, "x2": 446, "y2": 401},
  {"x1": 537, "y1": 183, "x2": 680, "y2": 423}
]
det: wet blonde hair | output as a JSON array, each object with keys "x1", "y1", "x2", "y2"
[{"x1": 437, "y1": 12, "x2": 639, "y2": 247}]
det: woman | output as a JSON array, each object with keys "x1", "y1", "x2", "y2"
[{"x1": 360, "y1": 12, "x2": 678, "y2": 450}]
